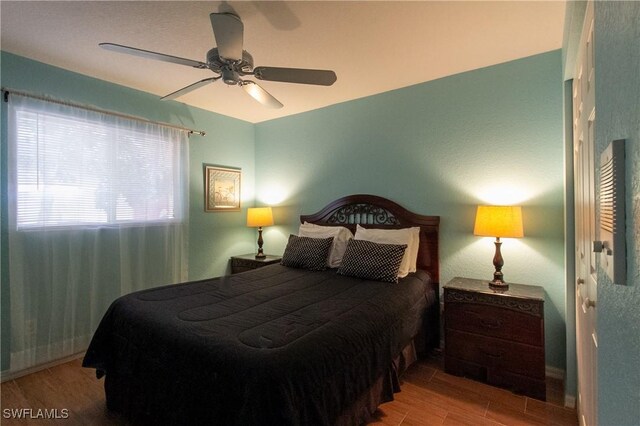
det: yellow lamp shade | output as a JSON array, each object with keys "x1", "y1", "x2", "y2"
[
  {"x1": 247, "y1": 207, "x2": 274, "y2": 227},
  {"x1": 473, "y1": 205, "x2": 524, "y2": 238}
]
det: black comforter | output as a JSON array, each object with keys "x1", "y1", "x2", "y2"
[{"x1": 83, "y1": 264, "x2": 433, "y2": 425}]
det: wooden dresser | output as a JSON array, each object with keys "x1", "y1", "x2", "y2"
[{"x1": 444, "y1": 277, "x2": 546, "y2": 400}]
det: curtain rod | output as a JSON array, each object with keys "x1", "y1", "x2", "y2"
[{"x1": 2, "y1": 88, "x2": 206, "y2": 137}]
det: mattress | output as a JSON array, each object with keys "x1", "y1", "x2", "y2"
[{"x1": 83, "y1": 264, "x2": 435, "y2": 425}]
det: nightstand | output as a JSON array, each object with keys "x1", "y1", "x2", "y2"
[
  {"x1": 230, "y1": 253, "x2": 282, "y2": 274},
  {"x1": 443, "y1": 276, "x2": 546, "y2": 400}
]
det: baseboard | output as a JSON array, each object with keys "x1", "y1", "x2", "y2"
[
  {"x1": 546, "y1": 365, "x2": 565, "y2": 380},
  {"x1": 564, "y1": 394, "x2": 576, "y2": 409},
  {"x1": 0, "y1": 351, "x2": 85, "y2": 383},
  {"x1": 545, "y1": 365, "x2": 576, "y2": 408}
]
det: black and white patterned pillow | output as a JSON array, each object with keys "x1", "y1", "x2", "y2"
[
  {"x1": 337, "y1": 239, "x2": 408, "y2": 283},
  {"x1": 281, "y1": 234, "x2": 334, "y2": 271}
]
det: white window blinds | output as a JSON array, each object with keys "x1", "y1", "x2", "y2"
[{"x1": 9, "y1": 95, "x2": 187, "y2": 229}]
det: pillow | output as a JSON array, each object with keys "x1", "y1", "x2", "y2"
[
  {"x1": 337, "y1": 239, "x2": 408, "y2": 283},
  {"x1": 281, "y1": 234, "x2": 334, "y2": 271},
  {"x1": 354, "y1": 225, "x2": 420, "y2": 277},
  {"x1": 406, "y1": 227, "x2": 420, "y2": 273},
  {"x1": 298, "y1": 222, "x2": 354, "y2": 268}
]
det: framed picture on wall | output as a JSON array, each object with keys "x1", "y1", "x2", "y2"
[{"x1": 204, "y1": 165, "x2": 241, "y2": 212}]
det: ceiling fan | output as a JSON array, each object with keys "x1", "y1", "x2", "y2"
[{"x1": 100, "y1": 12, "x2": 337, "y2": 109}]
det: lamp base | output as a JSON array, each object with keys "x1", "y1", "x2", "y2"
[
  {"x1": 488, "y1": 279, "x2": 509, "y2": 291},
  {"x1": 488, "y1": 238, "x2": 508, "y2": 290},
  {"x1": 255, "y1": 226, "x2": 266, "y2": 259}
]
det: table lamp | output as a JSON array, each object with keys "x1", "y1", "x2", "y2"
[
  {"x1": 247, "y1": 207, "x2": 274, "y2": 259},
  {"x1": 473, "y1": 205, "x2": 524, "y2": 289}
]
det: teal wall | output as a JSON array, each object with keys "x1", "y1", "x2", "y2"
[
  {"x1": 0, "y1": 52, "x2": 256, "y2": 372},
  {"x1": 255, "y1": 51, "x2": 566, "y2": 370},
  {"x1": 594, "y1": 2, "x2": 640, "y2": 424}
]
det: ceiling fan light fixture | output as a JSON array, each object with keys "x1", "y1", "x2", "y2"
[{"x1": 221, "y1": 66, "x2": 240, "y2": 85}]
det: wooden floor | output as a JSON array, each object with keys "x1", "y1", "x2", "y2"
[
  {"x1": 372, "y1": 355, "x2": 577, "y2": 426},
  {"x1": 1, "y1": 354, "x2": 577, "y2": 425}
]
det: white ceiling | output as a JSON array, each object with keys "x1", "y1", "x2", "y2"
[{"x1": 0, "y1": 1, "x2": 566, "y2": 123}]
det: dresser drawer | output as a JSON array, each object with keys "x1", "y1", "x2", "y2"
[
  {"x1": 445, "y1": 329, "x2": 545, "y2": 379},
  {"x1": 445, "y1": 302, "x2": 544, "y2": 346},
  {"x1": 445, "y1": 355, "x2": 547, "y2": 401}
]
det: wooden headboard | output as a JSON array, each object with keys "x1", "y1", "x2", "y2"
[{"x1": 300, "y1": 194, "x2": 440, "y2": 285}]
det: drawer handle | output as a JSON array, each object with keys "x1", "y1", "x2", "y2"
[
  {"x1": 463, "y1": 310, "x2": 503, "y2": 330},
  {"x1": 479, "y1": 318, "x2": 502, "y2": 329},
  {"x1": 482, "y1": 350, "x2": 503, "y2": 359}
]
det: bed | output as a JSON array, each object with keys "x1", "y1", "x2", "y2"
[{"x1": 83, "y1": 194, "x2": 440, "y2": 425}]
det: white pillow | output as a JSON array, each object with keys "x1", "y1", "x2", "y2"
[
  {"x1": 406, "y1": 227, "x2": 420, "y2": 273},
  {"x1": 354, "y1": 225, "x2": 420, "y2": 278},
  {"x1": 298, "y1": 222, "x2": 354, "y2": 268}
]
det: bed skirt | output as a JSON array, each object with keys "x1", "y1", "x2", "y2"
[{"x1": 335, "y1": 340, "x2": 419, "y2": 425}]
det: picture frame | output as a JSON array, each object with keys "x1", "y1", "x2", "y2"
[{"x1": 204, "y1": 165, "x2": 241, "y2": 212}]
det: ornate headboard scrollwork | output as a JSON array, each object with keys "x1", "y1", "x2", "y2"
[
  {"x1": 324, "y1": 203, "x2": 400, "y2": 226},
  {"x1": 300, "y1": 194, "x2": 440, "y2": 285}
]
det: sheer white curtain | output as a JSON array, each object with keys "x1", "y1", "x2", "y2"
[{"x1": 6, "y1": 95, "x2": 189, "y2": 373}]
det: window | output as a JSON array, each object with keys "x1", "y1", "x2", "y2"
[
  {"x1": 6, "y1": 94, "x2": 189, "y2": 374},
  {"x1": 9, "y1": 95, "x2": 187, "y2": 229}
]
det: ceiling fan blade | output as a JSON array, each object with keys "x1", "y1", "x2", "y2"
[
  {"x1": 241, "y1": 81, "x2": 283, "y2": 109},
  {"x1": 100, "y1": 43, "x2": 208, "y2": 69},
  {"x1": 253, "y1": 67, "x2": 337, "y2": 86},
  {"x1": 161, "y1": 77, "x2": 220, "y2": 101},
  {"x1": 210, "y1": 13, "x2": 244, "y2": 62}
]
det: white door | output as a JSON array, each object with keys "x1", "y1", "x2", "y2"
[{"x1": 573, "y1": 2, "x2": 597, "y2": 425}]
